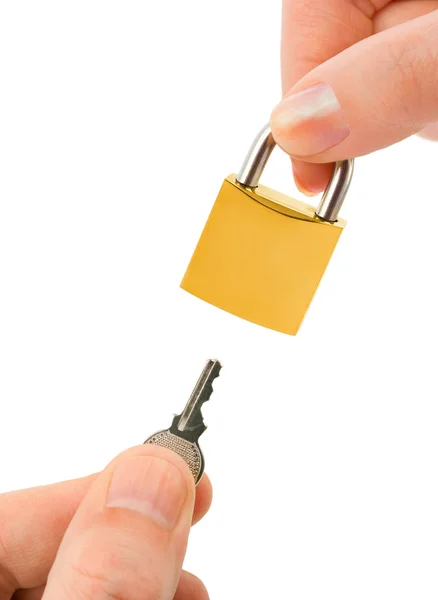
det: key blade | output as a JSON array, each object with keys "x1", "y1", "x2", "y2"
[{"x1": 177, "y1": 359, "x2": 222, "y2": 433}]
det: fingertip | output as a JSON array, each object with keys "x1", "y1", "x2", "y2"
[
  {"x1": 115, "y1": 450, "x2": 213, "y2": 526},
  {"x1": 193, "y1": 473, "x2": 213, "y2": 525},
  {"x1": 292, "y1": 160, "x2": 333, "y2": 196},
  {"x1": 175, "y1": 571, "x2": 210, "y2": 600},
  {"x1": 107, "y1": 444, "x2": 196, "y2": 495},
  {"x1": 293, "y1": 169, "x2": 319, "y2": 197},
  {"x1": 106, "y1": 454, "x2": 190, "y2": 531},
  {"x1": 418, "y1": 122, "x2": 438, "y2": 141}
]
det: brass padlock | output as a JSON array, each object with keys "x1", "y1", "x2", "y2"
[{"x1": 181, "y1": 124, "x2": 354, "y2": 335}]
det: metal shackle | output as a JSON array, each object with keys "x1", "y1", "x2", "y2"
[{"x1": 236, "y1": 123, "x2": 354, "y2": 223}]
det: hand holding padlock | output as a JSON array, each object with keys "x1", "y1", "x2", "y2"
[{"x1": 181, "y1": 124, "x2": 354, "y2": 335}]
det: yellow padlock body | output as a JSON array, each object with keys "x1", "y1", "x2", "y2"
[{"x1": 181, "y1": 175, "x2": 345, "y2": 335}]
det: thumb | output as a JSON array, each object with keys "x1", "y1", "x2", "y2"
[
  {"x1": 270, "y1": 10, "x2": 438, "y2": 163},
  {"x1": 42, "y1": 445, "x2": 195, "y2": 600}
]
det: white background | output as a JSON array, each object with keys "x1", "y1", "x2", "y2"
[{"x1": 1, "y1": 1, "x2": 438, "y2": 598}]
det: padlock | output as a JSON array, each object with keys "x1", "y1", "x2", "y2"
[{"x1": 181, "y1": 124, "x2": 354, "y2": 335}]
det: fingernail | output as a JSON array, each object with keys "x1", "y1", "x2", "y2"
[
  {"x1": 271, "y1": 83, "x2": 350, "y2": 157},
  {"x1": 107, "y1": 456, "x2": 188, "y2": 530}
]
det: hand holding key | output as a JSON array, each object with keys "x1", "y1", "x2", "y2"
[
  {"x1": 0, "y1": 446, "x2": 212, "y2": 599},
  {"x1": 0, "y1": 360, "x2": 220, "y2": 599}
]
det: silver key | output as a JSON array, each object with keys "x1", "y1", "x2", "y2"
[{"x1": 144, "y1": 359, "x2": 222, "y2": 485}]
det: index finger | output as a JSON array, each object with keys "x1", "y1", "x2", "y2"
[
  {"x1": 281, "y1": 0, "x2": 375, "y2": 93},
  {"x1": 280, "y1": 0, "x2": 377, "y2": 194}
]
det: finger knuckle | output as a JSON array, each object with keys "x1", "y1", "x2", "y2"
[
  {"x1": 377, "y1": 35, "x2": 438, "y2": 129},
  {"x1": 382, "y1": 43, "x2": 419, "y2": 128},
  {"x1": 66, "y1": 561, "x2": 127, "y2": 600},
  {"x1": 63, "y1": 531, "x2": 162, "y2": 600}
]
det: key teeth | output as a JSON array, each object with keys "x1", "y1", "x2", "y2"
[
  {"x1": 201, "y1": 358, "x2": 222, "y2": 409},
  {"x1": 208, "y1": 359, "x2": 222, "y2": 380}
]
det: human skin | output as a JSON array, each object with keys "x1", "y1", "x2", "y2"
[
  {"x1": 0, "y1": 445, "x2": 212, "y2": 600},
  {"x1": 5, "y1": 5, "x2": 438, "y2": 597},
  {"x1": 270, "y1": 0, "x2": 438, "y2": 195}
]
